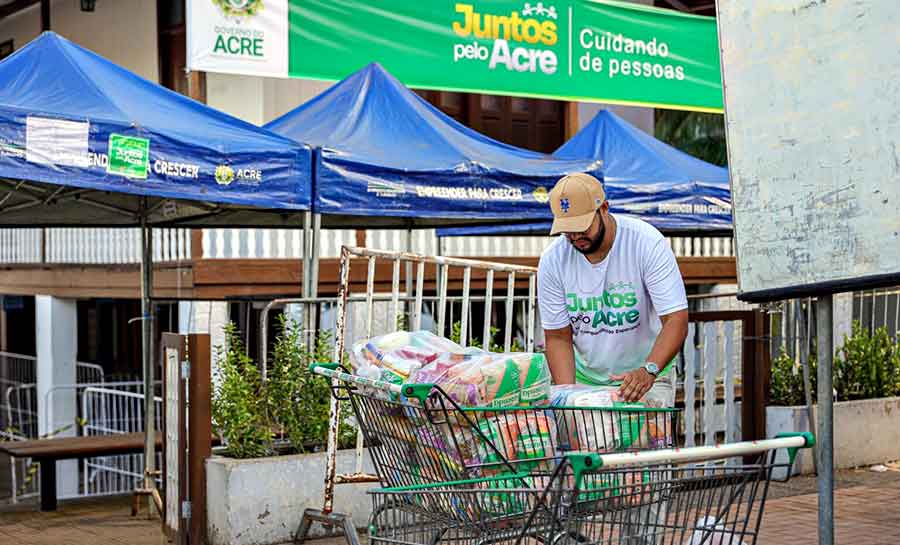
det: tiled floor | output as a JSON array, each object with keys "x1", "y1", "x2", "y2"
[
  {"x1": 0, "y1": 495, "x2": 165, "y2": 545},
  {"x1": 2, "y1": 468, "x2": 900, "y2": 545},
  {"x1": 760, "y1": 484, "x2": 900, "y2": 544}
]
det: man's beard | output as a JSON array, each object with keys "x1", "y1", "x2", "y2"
[{"x1": 570, "y1": 217, "x2": 606, "y2": 255}]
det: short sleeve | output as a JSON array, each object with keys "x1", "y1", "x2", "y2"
[
  {"x1": 538, "y1": 252, "x2": 571, "y2": 330},
  {"x1": 642, "y1": 238, "x2": 688, "y2": 316}
]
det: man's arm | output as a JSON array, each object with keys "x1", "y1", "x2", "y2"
[
  {"x1": 612, "y1": 309, "x2": 688, "y2": 401},
  {"x1": 612, "y1": 237, "x2": 689, "y2": 402},
  {"x1": 646, "y1": 310, "x2": 689, "y2": 373},
  {"x1": 537, "y1": 248, "x2": 575, "y2": 384},
  {"x1": 544, "y1": 326, "x2": 576, "y2": 384}
]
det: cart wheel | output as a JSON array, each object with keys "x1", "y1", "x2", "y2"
[{"x1": 549, "y1": 531, "x2": 588, "y2": 545}]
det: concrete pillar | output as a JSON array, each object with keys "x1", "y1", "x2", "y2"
[
  {"x1": 206, "y1": 73, "x2": 266, "y2": 125},
  {"x1": 206, "y1": 73, "x2": 331, "y2": 125},
  {"x1": 178, "y1": 301, "x2": 229, "y2": 386},
  {"x1": 34, "y1": 295, "x2": 78, "y2": 498}
]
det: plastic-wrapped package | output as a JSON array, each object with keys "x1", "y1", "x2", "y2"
[
  {"x1": 512, "y1": 412, "x2": 557, "y2": 471},
  {"x1": 465, "y1": 411, "x2": 558, "y2": 474},
  {"x1": 549, "y1": 384, "x2": 655, "y2": 451},
  {"x1": 550, "y1": 383, "x2": 619, "y2": 407},
  {"x1": 349, "y1": 330, "x2": 469, "y2": 392},
  {"x1": 413, "y1": 424, "x2": 466, "y2": 478},
  {"x1": 348, "y1": 330, "x2": 551, "y2": 408},
  {"x1": 412, "y1": 352, "x2": 551, "y2": 408}
]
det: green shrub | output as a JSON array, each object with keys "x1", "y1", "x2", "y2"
[
  {"x1": 769, "y1": 350, "x2": 816, "y2": 407},
  {"x1": 267, "y1": 317, "x2": 355, "y2": 453},
  {"x1": 212, "y1": 317, "x2": 356, "y2": 459},
  {"x1": 770, "y1": 321, "x2": 900, "y2": 405},
  {"x1": 212, "y1": 323, "x2": 274, "y2": 458},
  {"x1": 833, "y1": 322, "x2": 900, "y2": 401}
]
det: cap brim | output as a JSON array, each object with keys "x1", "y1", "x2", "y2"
[{"x1": 550, "y1": 211, "x2": 595, "y2": 235}]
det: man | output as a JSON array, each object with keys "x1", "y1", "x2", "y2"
[{"x1": 538, "y1": 173, "x2": 688, "y2": 405}]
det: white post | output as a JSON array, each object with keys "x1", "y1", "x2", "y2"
[
  {"x1": 179, "y1": 301, "x2": 229, "y2": 387},
  {"x1": 831, "y1": 292, "x2": 853, "y2": 350},
  {"x1": 35, "y1": 295, "x2": 78, "y2": 498}
]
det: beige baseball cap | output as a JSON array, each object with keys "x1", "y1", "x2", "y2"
[{"x1": 548, "y1": 173, "x2": 606, "y2": 235}]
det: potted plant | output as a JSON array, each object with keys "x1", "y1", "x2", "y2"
[
  {"x1": 206, "y1": 317, "x2": 364, "y2": 545},
  {"x1": 767, "y1": 322, "x2": 900, "y2": 474}
]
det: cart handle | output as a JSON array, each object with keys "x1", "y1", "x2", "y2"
[
  {"x1": 308, "y1": 362, "x2": 405, "y2": 395},
  {"x1": 309, "y1": 362, "x2": 442, "y2": 401},
  {"x1": 567, "y1": 432, "x2": 815, "y2": 480}
]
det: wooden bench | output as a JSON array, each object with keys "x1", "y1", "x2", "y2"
[{"x1": 0, "y1": 432, "x2": 161, "y2": 511}]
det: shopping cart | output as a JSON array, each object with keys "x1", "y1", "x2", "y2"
[
  {"x1": 367, "y1": 433, "x2": 815, "y2": 545},
  {"x1": 310, "y1": 363, "x2": 680, "y2": 489}
]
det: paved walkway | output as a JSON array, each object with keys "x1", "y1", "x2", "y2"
[{"x1": 2, "y1": 468, "x2": 899, "y2": 545}]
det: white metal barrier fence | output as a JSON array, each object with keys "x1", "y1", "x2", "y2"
[
  {"x1": 1, "y1": 355, "x2": 105, "y2": 439},
  {"x1": 80, "y1": 387, "x2": 162, "y2": 499},
  {"x1": 3, "y1": 380, "x2": 159, "y2": 503}
]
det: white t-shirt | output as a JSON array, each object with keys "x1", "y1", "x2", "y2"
[{"x1": 538, "y1": 215, "x2": 687, "y2": 385}]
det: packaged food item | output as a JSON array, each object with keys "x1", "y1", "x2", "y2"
[
  {"x1": 517, "y1": 412, "x2": 555, "y2": 462},
  {"x1": 479, "y1": 356, "x2": 522, "y2": 407},
  {"x1": 549, "y1": 384, "x2": 655, "y2": 451},
  {"x1": 411, "y1": 351, "x2": 551, "y2": 409},
  {"x1": 413, "y1": 424, "x2": 466, "y2": 478},
  {"x1": 515, "y1": 354, "x2": 552, "y2": 405},
  {"x1": 349, "y1": 330, "x2": 468, "y2": 381},
  {"x1": 349, "y1": 330, "x2": 551, "y2": 409},
  {"x1": 414, "y1": 357, "x2": 486, "y2": 407},
  {"x1": 479, "y1": 474, "x2": 530, "y2": 516},
  {"x1": 474, "y1": 415, "x2": 519, "y2": 470}
]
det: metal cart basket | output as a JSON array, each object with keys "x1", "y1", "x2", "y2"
[
  {"x1": 312, "y1": 363, "x2": 680, "y2": 489},
  {"x1": 367, "y1": 433, "x2": 815, "y2": 545}
]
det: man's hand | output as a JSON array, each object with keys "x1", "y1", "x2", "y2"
[{"x1": 610, "y1": 368, "x2": 655, "y2": 403}]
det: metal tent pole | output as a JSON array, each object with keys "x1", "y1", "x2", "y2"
[
  {"x1": 140, "y1": 211, "x2": 156, "y2": 513},
  {"x1": 816, "y1": 293, "x2": 834, "y2": 545},
  {"x1": 310, "y1": 214, "x2": 321, "y2": 340},
  {"x1": 311, "y1": 213, "x2": 321, "y2": 299},
  {"x1": 302, "y1": 211, "x2": 313, "y2": 352}
]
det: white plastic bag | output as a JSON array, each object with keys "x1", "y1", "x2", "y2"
[{"x1": 685, "y1": 517, "x2": 748, "y2": 545}]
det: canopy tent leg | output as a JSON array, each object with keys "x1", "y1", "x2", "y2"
[
  {"x1": 140, "y1": 211, "x2": 157, "y2": 515},
  {"x1": 310, "y1": 213, "x2": 321, "y2": 298},
  {"x1": 309, "y1": 213, "x2": 322, "y2": 341},
  {"x1": 302, "y1": 212, "x2": 313, "y2": 353}
]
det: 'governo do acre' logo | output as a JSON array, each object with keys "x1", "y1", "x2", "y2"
[{"x1": 213, "y1": 0, "x2": 263, "y2": 18}]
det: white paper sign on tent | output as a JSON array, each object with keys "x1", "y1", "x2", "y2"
[{"x1": 25, "y1": 116, "x2": 89, "y2": 168}]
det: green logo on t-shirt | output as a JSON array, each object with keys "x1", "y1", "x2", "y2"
[{"x1": 566, "y1": 285, "x2": 640, "y2": 328}]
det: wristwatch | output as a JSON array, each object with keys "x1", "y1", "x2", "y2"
[{"x1": 643, "y1": 362, "x2": 660, "y2": 377}]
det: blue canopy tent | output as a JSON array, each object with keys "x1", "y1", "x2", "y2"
[
  {"x1": 0, "y1": 32, "x2": 312, "y2": 226},
  {"x1": 438, "y1": 109, "x2": 731, "y2": 237},
  {"x1": 264, "y1": 63, "x2": 603, "y2": 229},
  {"x1": 0, "y1": 32, "x2": 313, "y2": 508}
]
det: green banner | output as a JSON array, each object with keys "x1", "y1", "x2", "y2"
[
  {"x1": 107, "y1": 134, "x2": 150, "y2": 179},
  {"x1": 189, "y1": 0, "x2": 723, "y2": 112}
]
